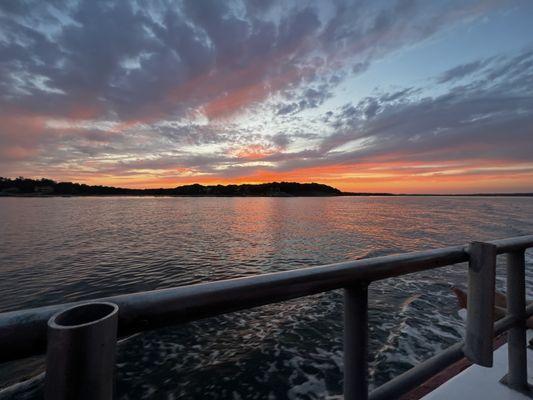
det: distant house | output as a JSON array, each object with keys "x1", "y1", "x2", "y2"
[
  {"x1": 34, "y1": 185, "x2": 54, "y2": 194},
  {"x1": 1, "y1": 187, "x2": 20, "y2": 195}
]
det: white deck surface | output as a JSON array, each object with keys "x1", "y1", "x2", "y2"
[{"x1": 423, "y1": 331, "x2": 533, "y2": 400}]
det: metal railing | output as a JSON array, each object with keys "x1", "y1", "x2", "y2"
[{"x1": 1, "y1": 235, "x2": 532, "y2": 399}]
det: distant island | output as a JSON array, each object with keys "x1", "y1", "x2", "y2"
[
  {"x1": 1, "y1": 177, "x2": 531, "y2": 197},
  {"x1": 0, "y1": 177, "x2": 342, "y2": 197}
]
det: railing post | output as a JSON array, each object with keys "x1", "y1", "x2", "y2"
[
  {"x1": 464, "y1": 241, "x2": 496, "y2": 367},
  {"x1": 45, "y1": 302, "x2": 119, "y2": 400},
  {"x1": 505, "y1": 250, "x2": 530, "y2": 393},
  {"x1": 344, "y1": 283, "x2": 368, "y2": 400}
]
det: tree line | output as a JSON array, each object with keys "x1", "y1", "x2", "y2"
[{"x1": 0, "y1": 177, "x2": 342, "y2": 196}]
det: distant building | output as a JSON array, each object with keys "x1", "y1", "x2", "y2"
[
  {"x1": 34, "y1": 185, "x2": 54, "y2": 194},
  {"x1": 2, "y1": 187, "x2": 20, "y2": 194}
]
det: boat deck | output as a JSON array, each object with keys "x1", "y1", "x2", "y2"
[{"x1": 423, "y1": 331, "x2": 533, "y2": 400}]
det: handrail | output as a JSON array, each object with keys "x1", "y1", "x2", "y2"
[
  {"x1": 370, "y1": 303, "x2": 533, "y2": 400},
  {"x1": 1, "y1": 234, "x2": 532, "y2": 399},
  {"x1": 0, "y1": 244, "x2": 470, "y2": 362}
]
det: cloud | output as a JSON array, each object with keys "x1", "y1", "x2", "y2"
[
  {"x1": 1, "y1": 0, "x2": 530, "y2": 192},
  {"x1": 271, "y1": 47, "x2": 533, "y2": 175},
  {"x1": 437, "y1": 60, "x2": 489, "y2": 83},
  {"x1": 270, "y1": 133, "x2": 292, "y2": 149},
  {"x1": 1, "y1": 0, "x2": 501, "y2": 120}
]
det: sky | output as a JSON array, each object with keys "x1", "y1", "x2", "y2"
[{"x1": 1, "y1": 0, "x2": 533, "y2": 193}]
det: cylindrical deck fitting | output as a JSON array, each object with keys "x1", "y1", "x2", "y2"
[{"x1": 45, "y1": 302, "x2": 119, "y2": 400}]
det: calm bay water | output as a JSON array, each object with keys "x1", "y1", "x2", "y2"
[{"x1": 1, "y1": 196, "x2": 532, "y2": 399}]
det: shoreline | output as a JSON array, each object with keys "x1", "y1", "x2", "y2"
[
  {"x1": 2, "y1": 178, "x2": 531, "y2": 198},
  {"x1": 1, "y1": 193, "x2": 532, "y2": 198}
]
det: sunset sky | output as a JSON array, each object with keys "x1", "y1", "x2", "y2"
[{"x1": 1, "y1": 0, "x2": 532, "y2": 193}]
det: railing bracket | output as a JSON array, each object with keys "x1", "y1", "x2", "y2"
[{"x1": 499, "y1": 375, "x2": 533, "y2": 398}]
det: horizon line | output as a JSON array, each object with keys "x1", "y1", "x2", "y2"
[{"x1": 1, "y1": 176, "x2": 532, "y2": 197}]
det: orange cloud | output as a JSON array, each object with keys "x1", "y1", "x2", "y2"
[
  {"x1": 203, "y1": 82, "x2": 270, "y2": 120},
  {"x1": 231, "y1": 144, "x2": 276, "y2": 160},
  {"x1": 106, "y1": 32, "x2": 315, "y2": 130}
]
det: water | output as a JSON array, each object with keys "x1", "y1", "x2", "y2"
[{"x1": 0, "y1": 196, "x2": 532, "y2": 399}]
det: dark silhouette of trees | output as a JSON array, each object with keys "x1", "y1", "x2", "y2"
[{"x1": 0, "y1": 177, "x2": 342, "y2": 196}]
